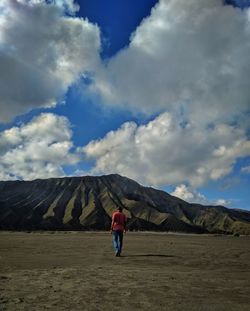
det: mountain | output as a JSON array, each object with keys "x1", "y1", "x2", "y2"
[{"x1": 0, "y1": 174, "x2": 249, "y2": 234}]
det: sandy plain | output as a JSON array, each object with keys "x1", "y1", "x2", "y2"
[{"x1": 0, "y1": 231, "x2": 250, "y2": 311}]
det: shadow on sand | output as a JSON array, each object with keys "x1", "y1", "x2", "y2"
[{"x1": 123, "y1": 254, "x2": 175, "y2": 258}]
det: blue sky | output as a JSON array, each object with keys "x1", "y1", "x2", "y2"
[{"x1": 0, "y1": 0, "x2": 250, "y2": 210}]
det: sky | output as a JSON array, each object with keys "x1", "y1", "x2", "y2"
[{"x1": 0, "y1": 0, "x2": 250, "y2": 210}]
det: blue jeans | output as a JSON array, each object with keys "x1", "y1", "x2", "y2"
[{"x1": 112, "y1": 230, "x2": 123, "y2": 255}]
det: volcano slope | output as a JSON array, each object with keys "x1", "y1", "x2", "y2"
[{"x1": 0, "y1": 174, "x2": 249, "y2": 234}]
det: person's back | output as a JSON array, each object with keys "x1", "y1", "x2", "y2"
[{"x1": 112, "y1": 210, "x2": 126, "y2": 232}]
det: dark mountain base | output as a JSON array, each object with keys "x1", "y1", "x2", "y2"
[{"x1": 0, "y1": 175, "x2": 249, "y2": 234}]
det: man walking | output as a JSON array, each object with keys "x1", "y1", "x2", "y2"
[{"x1": 110, "y1": 206, "x2": 127, "y2": 257}]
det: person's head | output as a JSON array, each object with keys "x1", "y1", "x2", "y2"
[{"x1": 117, "y1": 206, "x2": 123, "y2": 212}]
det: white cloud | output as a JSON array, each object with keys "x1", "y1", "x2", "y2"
[
  {"x1": 83, "y1": 112, "x2": 250, "y2": 187},
  {"x1": 170, "y1": 184, "x2": 231, "y2": 207},
  {"x1": 11, "y1": 0, "x2": 79, "y2": 14},
  {"x1": 241, "y1": 165, "x2": 250, "y2": 173},
  {"x1": 48, "y1": 0, "x2": 80, "y2": 14},
  {"x1": 171, "y1": 184, "x2": 207, "y2": 204},
  {"x1": 0, "y1": 113, "x2": 79, "y2": 180},
  {"x1": 83, "y1": 0, "x2": 250, "y2": 191},
  {"x1": 0, "y1": 0, "x2": 100, "y2": 122},
  {"x1": 214, "y1": 198, "x2": 231, "y2": 206},
  {"x1": 90, "y1": 0, "x2": 250, "y2": 124}
]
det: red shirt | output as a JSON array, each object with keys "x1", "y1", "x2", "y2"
[{"x1": 111, "y1": 211, "x2": 126, "y2": 231}]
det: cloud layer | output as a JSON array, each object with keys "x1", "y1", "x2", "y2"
[
  {"x1": 0, "y1": 113, "x2": 78, "y2": 180},
  {"x1": 1, "y1": 0, "x2": 249, "y2": 127},
  {"x1": 91, "y1": 0, "x2": 250, "y2": 124},
  {"x1": 83, "y1": 112, "x2": 250, "y2": 187},
  {"x1": 81, "y1": 0, "x2": 250, "y2": 199},
  {"x1": 0, "y1": 0, "x2": 100, "y2": 122},
  {"x1": 0, "y1": 0, "x2": 249, "y2": 209}
]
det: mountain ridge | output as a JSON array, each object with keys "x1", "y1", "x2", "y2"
[{"x1": 0, "y1": 174, "x2": 249, "y2": 235}]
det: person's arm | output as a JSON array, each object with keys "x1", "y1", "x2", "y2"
[
  {"x1": 123, "y1": 215, "x2": 127, "y2": 233},
  {"x1": 110, "y1": 214, "x2": 114, "y2": 233}
]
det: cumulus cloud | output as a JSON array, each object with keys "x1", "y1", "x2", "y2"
[
  {"x1": 82, "y1": 112, "x2": 250, "y2": 187},
  {"x1": 82, "y1": 0, "x2": 250, "y2": 191},
  {"x1": 170, "y1": 184, "x2": 231, "y2": 207},
  {"x1": 90, "y1": 0, "x2": 250, "y2": 124},
  {"x1": 171, "y1": 184, "x2": 208, "y2": 204},
  {"x1": 0, "y1": 0, "x2": 100, "y2": 122},
  {"x1": 241, "y1": 165, "x2": 250, "y2": 173},
  {"x1": 0, "y1": 113, "x2": 79, "y2": 180},
  {"x1": 214, "y1": 198, "x2": 231, "y2": 206}
]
